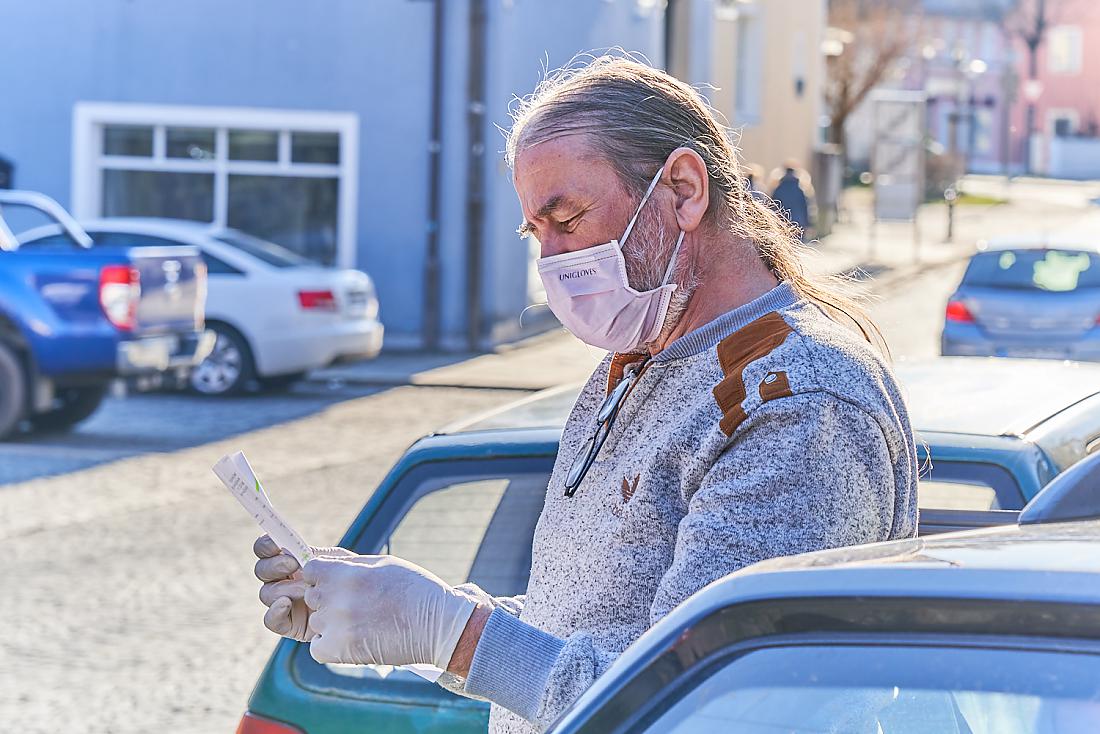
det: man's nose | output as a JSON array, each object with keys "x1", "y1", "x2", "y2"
[{"x1": 539, "y1": 235, "x2": 570, "y2": 259}]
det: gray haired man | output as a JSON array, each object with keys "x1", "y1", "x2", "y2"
[{"x1": 253, "y1": 57, "x2": 919, "y2": 734}]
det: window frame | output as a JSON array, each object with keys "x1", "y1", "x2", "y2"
[{"x1": 71, "y1": 102, "x2": 359, "y2": 268}]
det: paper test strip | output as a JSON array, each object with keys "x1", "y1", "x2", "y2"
[{"x1": 213, "y1": 451, "x2": 314, "y2": 566}]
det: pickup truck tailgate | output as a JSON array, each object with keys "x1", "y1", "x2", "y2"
[{"x1": 130, "y1": 247, "x2": 205, "y2": 335}]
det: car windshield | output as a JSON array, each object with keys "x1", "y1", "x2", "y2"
[
  {"x1": 213, "y1": 229, "x2": 312, "y2": 268},
  {"x1": 642, "y1": 644, "x2": 1100, "y2": 734},
  {"x1": 963, "y1": 249, "x2": 1100, "y2": 292}
]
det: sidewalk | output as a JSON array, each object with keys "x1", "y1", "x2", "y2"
[{"x1": 313, "y1": 177, "x2": 1100, "y2": 393}]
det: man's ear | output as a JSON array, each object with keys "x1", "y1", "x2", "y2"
[{"x1": 663, "y1": 147, "x2": 709, "y2": 233}]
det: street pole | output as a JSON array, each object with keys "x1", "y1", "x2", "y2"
[{"x1": 464, "y1": 0, "x2": 487, "y2": 353}]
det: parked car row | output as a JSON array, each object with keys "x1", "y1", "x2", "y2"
[
  {"x1": 0, "y1": 190, "x2": 384, "y2": 439},
  {"x1": 236, "y1": 357, "x2": 1100, "y2": 734}
]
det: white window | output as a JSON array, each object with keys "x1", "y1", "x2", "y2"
[
  {"x1": 1047, "y1": 25, "x2": 1083, "y2": 74},
  {"x1": 72, "y1": 103, "x2": 358, "y2": 267}
]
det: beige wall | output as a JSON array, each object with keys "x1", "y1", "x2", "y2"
[{"x1": 670, "y1": 0, "x2": 825, "y2": 184}]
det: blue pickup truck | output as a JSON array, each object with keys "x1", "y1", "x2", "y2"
[{"x1": 0, "y1": 190, "x2": 214, "y2": 439}]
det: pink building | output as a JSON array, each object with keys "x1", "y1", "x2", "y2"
[{"x1": 1011, "y1": 1, "x2": 1100, "y2": 178}]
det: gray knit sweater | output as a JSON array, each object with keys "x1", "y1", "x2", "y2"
[{"x1": 456, "y1": 282, "x2": 919, "y2": 733}]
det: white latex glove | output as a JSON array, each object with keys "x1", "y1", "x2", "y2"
[
  {"x1": 253, "y1": 534, "x2": 354, "y2": 641},
  {"x1": 302, "y1": 554, "x2": 477, "y2": 670}
]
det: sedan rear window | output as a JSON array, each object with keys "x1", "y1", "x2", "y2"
[
  {"x1": 213, "y1": 229, "x2": 312, "y2": 268},
  {"x1": 963, "y1": 249, "x2": 1100, "y2": 292}
]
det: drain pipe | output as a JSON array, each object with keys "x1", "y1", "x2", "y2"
[
  {"x1": 465, "y1": 0, "x2": 488, "y2": 352},
  {"x1": 422, "y1": 0, "x2": 445, "y2": 350}
]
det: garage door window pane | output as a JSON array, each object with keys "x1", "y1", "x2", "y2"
[
  {"x1": 166, "y1": 127, "x2": 216, "y2": 160},
  {"x1": 227, "y1": 174, "x2": 337, "y2": 265},
  {"x1": 229, "y1": 130, "x2": 278, "y2": 162},
  {"x1": 104, "y1": 125, "x2": 153, "y2": 157},
  {"x1": 291, "y1": 132, "x2": 339, "y2": 164},
  {"x1": 102, "y1": 170, "x2": 214, "y2": 221}
]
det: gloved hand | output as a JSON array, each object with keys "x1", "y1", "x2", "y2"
[
  {"x1": 302, "y1": 554, "x2": 477, "y2": 670},
  {"x1": 253, "y1": 534, "x2": 354, "y2": 641}
]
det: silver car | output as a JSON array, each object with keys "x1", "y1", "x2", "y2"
[{"x1": 942, "y1": 237, "x2": 1100, "y2": 361}]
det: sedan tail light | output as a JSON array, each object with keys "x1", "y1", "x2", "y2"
[
  {"x1": 236, "y1": 711, "x2": 305, "y2": 734},
  {"x1": 99, "y1": 264, "x2": 141, "y2": 331},
  {"x1": 298, "y1": 289, "x2": 337, "y2": 311},
  {"x1": 945, "y1": 300, "x2": 976, "y2": 323}
]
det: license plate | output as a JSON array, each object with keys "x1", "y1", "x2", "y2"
[{"x1": 1001, "y1": 347, "x2": 1066, "y2": 359}]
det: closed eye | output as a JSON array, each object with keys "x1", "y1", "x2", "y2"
[{"x1": 560, "y1": 213, "x2": 583, "y2": 233}]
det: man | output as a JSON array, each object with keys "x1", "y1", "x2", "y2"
[
  {"x1": 253, "y1": 57, "x2": 918, "y2": 734},
  {"x1": 769, "y1": 160, "x2": 814, "y2": 240}
]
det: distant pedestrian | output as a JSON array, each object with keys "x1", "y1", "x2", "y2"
[{"x1": 770, "y1": 160, "x2": 813, "y2": 240}]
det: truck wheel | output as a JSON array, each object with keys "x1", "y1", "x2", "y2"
[
  {"x1": 30, "y1": 385, "x2": 108, "y2": 433},
  {"x1": 0, "y1": 342, "x2": 27, "y2": 440},
  {"x1": 189, "y1": 323, "x2": 255, "y2": 396}
]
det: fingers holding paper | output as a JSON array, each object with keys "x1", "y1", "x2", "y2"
[{"x1": 253, "y1": 534, "x2": 356, "y2": 642}]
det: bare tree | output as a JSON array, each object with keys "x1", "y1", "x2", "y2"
[{"x1": 824, "y1": 0, "x2": 921, "y2": 162}]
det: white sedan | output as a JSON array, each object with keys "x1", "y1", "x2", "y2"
[{"x1": 21, "y1": 218, "x2": 384, "y2": 395}]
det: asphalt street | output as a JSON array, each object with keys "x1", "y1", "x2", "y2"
[{"x1": 0, "y1": 259, "x2": 970, "y2": 734}]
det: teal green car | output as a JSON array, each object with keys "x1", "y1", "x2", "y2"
[{"x1": 236, "y1": 358, "x2": 1100, "y2": 734}]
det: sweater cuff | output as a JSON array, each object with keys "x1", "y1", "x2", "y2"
[{"x1": 463, "y1": 607, "x2": 567, "y2": 722}]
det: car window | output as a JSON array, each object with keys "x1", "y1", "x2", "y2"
[
  {"x1": 213, "y1": 229, "x2": 312, "y2": 268},
  {"x1": 92, "y1": 232, "x2": 190, "y2": 249},
  {"x1": 16, "y1": 232, "x2": 78, "y2": 250},
  {"x1": 305, "y1": 458, "x2": 552, "y2": 686},
  {"x1": 381, "y1": 476, "x2": 545, "y2": 594},
  {"x1": 638, "y1": 644, "x2": 1100, "y2": 734},
  {"x1": 919, "y1": 460, "x2": 1024, "y2": 510},
  {"x1": 963, "y1": 249, "x2": 1100, "y2": 292},
  {"x1": 201, "y1": 251, "x2": 243, "y2": 275}
]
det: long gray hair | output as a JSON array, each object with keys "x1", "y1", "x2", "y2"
[{"x1": 507, "y1": 55, "x2": 883, "y2": 351}]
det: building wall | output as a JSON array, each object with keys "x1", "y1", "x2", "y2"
[
  {"x1": 733, "y1": 0, "x2": 826, "y2": 178},
  {"x1": 0, "y1": 0, "x2": 664, "y2": 350},
  {"x1": 0, "y1": 0, "x2": 435, "y2": 345},
  {"x1": 669, "y1": 0, "x2": 825, "y2": 180},
  {"x1": 1011, "y1": 1, "x2": 1100, "y2": 176}
]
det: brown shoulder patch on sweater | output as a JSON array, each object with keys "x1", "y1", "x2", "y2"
[
  {"x1": 606, "y1": 352, "x2": 648, "y2": 396},
  {"x1": 712, "y1": 313, "x2": 793, "y2": 436}
]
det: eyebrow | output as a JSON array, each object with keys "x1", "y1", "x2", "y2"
[{"x1": 517, "y1": 194, "x2": 570, "y2": 238}]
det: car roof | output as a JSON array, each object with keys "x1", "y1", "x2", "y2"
[
  {"x1": 642, "y1": 520, "x2": 1100, "y2": 638},
  {"x1": 977, "y1": 235, "x2": 1100, "y2": 253},
  {"x1": 444, "y1": 358, "x2": 1100, "y2": 441}
]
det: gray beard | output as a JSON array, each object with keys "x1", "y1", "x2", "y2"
[{"x1": 620, "y1": 206, "x2": 698, "y2": 350}]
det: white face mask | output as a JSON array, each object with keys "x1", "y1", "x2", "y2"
[{"x1": 536, "y1": 168, "x2": 685, "y2": 352}]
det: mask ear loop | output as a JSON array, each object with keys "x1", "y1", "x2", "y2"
[
  {"x1": 619, "y1": 167, "x2": 666, "y2": 248},
  {"x1": 660, "y1": 230, "x2": 687, "y2": 287}
]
